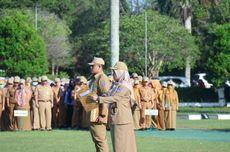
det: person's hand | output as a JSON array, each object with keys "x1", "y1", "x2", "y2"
[
  {"x1": 2, "y1": 106, "x2": 5, "y2": 111},
  {"x1": 88, "y1": 94, "x2": 98, "y2": 101},
  {"x1": 36, "y1": 103, "x2": 39, "y2": 108}
]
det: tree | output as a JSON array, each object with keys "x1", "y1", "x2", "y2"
[
  {"x1": 0, "y1": 9, "x2": 48, "y2": 77},
  {"x1": 77, "y1": 10, "x2": 199, "y2": 77},
  {"x1": 205, "y1": 23, "x2": 230, "y2": 87},
  {"x1": 34, "y1": 11, "x2": 72, "y2": 76}
]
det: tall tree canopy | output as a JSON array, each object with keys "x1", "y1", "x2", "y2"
[
  {"x1": 0, "y1": 9, "x2": 48, "y2": 77},
  {"x1": 77, "y1": 10, "x2": 199, "y2": 77}
]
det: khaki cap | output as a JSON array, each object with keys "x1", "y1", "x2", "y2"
[
  {"x1": 143, "y1": 76, "x2": 149, "y2": 82},
  {"x1": 14, "y1": 76, "x2": 20, "y2": 83},
  {"x1": 132, "y1": 73, "x2": 138, "y2": 78},
  {"x1": 8, "y1": 78, "x2": 14, "y2": 84},
  {"x1": 79, "y1": 76, "x2": 87, "y2": 84},
  {"x1": 162, "y1": 81, "x2": 167, "y2": 87},
  {"x1": 111, "y1": 61, "x2": 128, "y2": 71},
  {"x1": 38, "y1": 77, "x2": 42, "y2": 83},
  {"x1": 32, "y1": 77, "x2": 38, "y2": 82},
  {"x1": 20, "y1": 79, "x2": 25, "y2": 84},
  {"x1": 26, "y1": 77, "x2": 32, "y2": 83},
  {"x1": 55, "y1": 78, "x2": 61, "y2": 82},
  {"x1": 88, "y1": 57, "x2": 105, "y2": 65},
  {"x1": 41, "y1": 75, "x2": 48, "y2": 81}
]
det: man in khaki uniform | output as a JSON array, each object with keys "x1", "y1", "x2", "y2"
[
  {"x1": 132, "y1": 79, "x2": 141, "y2": 130},
  {"x1": 52, "y1": 78, "x2": 61, "y2": 128},
  {"x1": 6, "y1": 76, "x2": 21, "y2": 130},
  {"x1": 31, "y1": 77, "x2": 40, "y2": 130},
  {"x1": 1, "y1": 78, "x2": 14, "y2": 131},
  {"x1": 0, "y1": 80, "x2": 5, "y2": 130},
  {"x1": 139, "y1": 76, "x2": 156, "y2": 129},
  {"x1": 35, "y1": 76, "x2": 53, "y2": 131},
  {"x1": 88, "y1": 57, "x2": 111, "y2": 152},
  {"x1": 89, "y1": 61, "x2": 137, "y2": 152}
]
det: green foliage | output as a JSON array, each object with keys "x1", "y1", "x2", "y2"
[
  {"x1": 0, "y1": 9, "x2": 48, "y2": 77},
  {"x1": 205, "y1": 23, "x2": 230, "y2": 87},
  {"x1": 77, "y1": 10, "x2": 199, "y2": 76}
]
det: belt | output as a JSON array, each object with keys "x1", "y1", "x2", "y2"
[{"x1": 38, "y1": 100, "x2": 51, "y2": 102}]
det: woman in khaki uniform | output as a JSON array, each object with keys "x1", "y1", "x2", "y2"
[
  {"x1": 132, "y1": 79, "x2": 141, "y2": 130},
  {"x1": 89, "y1": 61, "x2": 137, "y2": 152},
  {"x1": 165, "y1": 80, "x2": 179, "y2": 130},
  {"x1": 15, "y1": 79, "x2": 32, "y2": 131},
  {"x1": 157, "y1": 82, "x2": 167, "y2": 130}
]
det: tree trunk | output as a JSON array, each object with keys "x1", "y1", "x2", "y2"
[
  {"x1": 51, "y1": 59, "x2": 55, "y2": 76},
  {"x1": 110, "y1": 0, "x2": 120, "y2": 67},
  {"x1": 55, "y1": 66, "x2": 59, "y2": 76}
]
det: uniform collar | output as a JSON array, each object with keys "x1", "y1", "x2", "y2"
[{"x1": 94, "y1": 71, "x2": 104, "y2": 79}]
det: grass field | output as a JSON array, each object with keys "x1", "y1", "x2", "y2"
[
  {"x1": 178, "y1": 107, "x2": 230, "y2": 114},
  {"x1": 0, "y1": 120, "x2": 230, "y2": 152}
]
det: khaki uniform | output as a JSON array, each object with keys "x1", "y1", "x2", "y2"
[
  {"x1": 72, "y1": 84, "x2": 88, "y2": 129},
  {"x1": 15, "y1": 88, "x2": 32, "y2": 131},
  {"x1": 157, "y1": 89, "x2": 166, "y2": 130},
  {"x1": 132, "y1": 85, "x2": 141, "y2": 130},
  {"x1": 58, "y1": 88, "x2": 66, "y2": 127},
  {"x1": 99, "y1": 84, "x2": 137, "y2": 152},
  {"x1": 139, "y1": 86, "x2": 155, "y2": 129},
  {"x1": 35, "y1": 85, "x2": 53, "y2": 130},
  {"x1": 89, "y1": 72, "x2": 110, "y2": 152},
  {"x1": 32, "y1": 85, "x2": 40, "y2": 129},
  {"x1": 165, "y1": 87, "x2": 179, "y2": 130},
  {"x1": 52, "y1": 85, "x2": 60, "y2": 128},
  {"x1": 1, "y1": 87, "x2": 9, "y2": 131},
  {"x1": 0, "y1": 89, "x2": 4, "y2": 130},
  {"x1": 6, "y1": 87, "x2": 18, "y2": 130}
]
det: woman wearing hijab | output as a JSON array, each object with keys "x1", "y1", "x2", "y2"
[
  {"x1": 89, "y1": 61, "x2": 137, "y2": 152},
  {"x1": 15, "y1": 79, "x2": 32, "y2": 131}
]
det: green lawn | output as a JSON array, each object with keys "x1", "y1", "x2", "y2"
[
  {"x1": 0, "y1": 120, "x2": 230, "y2": 152},
  {"x1": 178, "y1": 107, "x2": 230, "y2": 114}
]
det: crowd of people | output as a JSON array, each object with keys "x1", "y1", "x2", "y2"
[{"x1": 0, "y1": 64, "x2": 179, "y2": 132}]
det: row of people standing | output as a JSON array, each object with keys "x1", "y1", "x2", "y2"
[
  {"x1": 131, "y1": 74, "x2": 179, "y2": 131},
  {"x1": 0, "y1": 75, "x2": 89, "y2": 131}
]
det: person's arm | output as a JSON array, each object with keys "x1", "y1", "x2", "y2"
[
  {"x1": 99, "y1": 86, "x2": 130, "y2": 104},
  {"x1": 34, "y1": 87, "x2": 39, "y2": 108},
  {"x1": 1, "y1": 90, "x2": 5, "y2": 111},
  {"x1": 6, "y1": 89, "x2": 10, "y2": 108},
  {"x1": 50, "y1": 87, "x2": 54, "y2": 107}
]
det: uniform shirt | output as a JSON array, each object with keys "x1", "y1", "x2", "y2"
[
  {"x1": 52, "y1": 86, "x2": 60, "y2": 105},
  {"x1": 6, "y1": 87, "x2": 17, "y2": 104},
  {"x1": 139, "y1": 86, "x2": 155, "y2": 102},
  {"x1": 167, "y1": 88, "x2": 179, "y2": 111},
  {"x1": 35, "y1": 85, "x2": 53, "y2": 102},
  {"x1": 0, "y1": 89, "x2": 4, "y2": 104},
  {"x1": 88, "y1": 71, "x2": 111, "y2": 123},
  {"x1": 99, "y1": 84, "x2": 133, "y2": 125}
]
